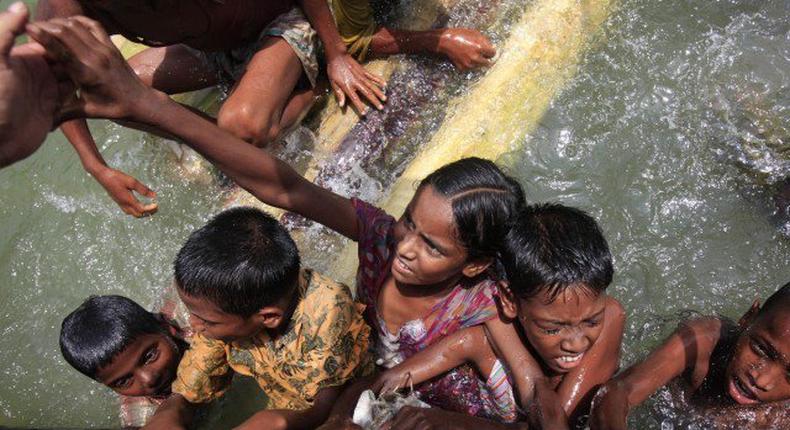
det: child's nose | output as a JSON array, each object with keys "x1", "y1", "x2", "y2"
[
  {"x1": 397, "y1": 233, "x2": 418, "y2": 259},
  {"x1": 138, "y1": 369, "x2": 160, "y2": 389},
  {"x1": 750, "y1": 365, "x2": 777, "y2": 391},
  {"x1": 561, "y1": 330, "x2": 590, "y2": 353}
]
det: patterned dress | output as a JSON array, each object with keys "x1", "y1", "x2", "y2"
[
  {"x1": 352, "y1": 199, "x2": 518, "y2": 422},
  {"x1": 172, "y1": 268, "x2": 373, "y2": 409}
]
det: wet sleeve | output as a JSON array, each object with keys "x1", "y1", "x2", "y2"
[
  {"x1": 351, "y1": 198, "x2": 395, "y2": 305},
  {"x1": 458, "y1": 280, "x2": 499, "y2": 328},
  {"x1": 295, "y1": 278, "x2": 374, "y2": 403},
  {"x1": 171, "y1": 335, "x2": 234, "y2": 404},
  {"x1": 331, "y1": 0, "x2": 377, "y2": 61}
]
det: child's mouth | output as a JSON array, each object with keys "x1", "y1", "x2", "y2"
[
  {"x1": 394, "y1": 257, "x2": 413, "y2": 275},
  {"x1": 554, "y1": 352, "x2": 584, "y2": 370},
  {"x1": 728, "y1": 375, "x2": 759, "y2": 405}
]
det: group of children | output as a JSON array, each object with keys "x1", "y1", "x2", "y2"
[
  {"x1": 15, "y1": 0, "x2": 790, "y2": 428},
  {"x1": 58, "y1": 153, "x2": 790, "y2": 430}
]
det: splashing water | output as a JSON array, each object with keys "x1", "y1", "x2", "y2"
[{"x1": 0, "y1": 0, "x2": 788, "y2": 428}]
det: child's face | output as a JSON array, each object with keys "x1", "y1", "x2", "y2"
[
  {"x1": 95, "y1": 332, "x2": 181, "y2": 397},
  {"x1": 512, "y1": 286, "x2": 607, "y2": 374},
  {"x1": 725, "y1": 310, "x2": 790, "y2": 404},
  {"x1": 391, "y1": 186, "x2": 482, "y2": 286},
  {"x1": 178, "y1": 291, "x2": 263, "y2": 342}
]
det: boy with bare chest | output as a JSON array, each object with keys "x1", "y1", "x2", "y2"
[{"x1": 36, "y1": 0, "x2": 495, "y2": 217}]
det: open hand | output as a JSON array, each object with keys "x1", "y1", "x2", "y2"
[
  {"x1": 327, "y1": 53, "x2": 386, "y2": 115},
  {"x1": 26, "y1": 16, "x2": 152, "y2": 121},
  {"x1": 437, "y1": 28, "x2": 496, "y2": 70},
  {"x1": 95, "y1": 167, "x2": 158, "y2": 217},
  {"x1": 0, "y1": 2, "x2": 59, "y2": 166}
]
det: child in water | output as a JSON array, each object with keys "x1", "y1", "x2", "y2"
[
  {"x1": 147, "y1": 207, "x2": 372, "y2": 429},
  {"x1": 35, "y1": 0, "x2": 496, "y2": 218},
  {"x1": 590, "y1": 282, "x2": 790, "y2": 430},
  {"x1": 59, "y1": 295, "x2": 190, "y2": 427},
  {"x1": 30, "y1": 20, "x2": 617, "y2": 427},
  {"x1": 371, "y1": 203, "x2": 625, "y2": 429}
]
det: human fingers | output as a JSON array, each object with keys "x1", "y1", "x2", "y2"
[
  {"x1": 480, "y1": 41, "x2": 496, "y2": 59},
  {"x1": 71, "y1": 16, "x2": 114, "y2": 49},
  {"x1": 26, "y1": 21, "x2": 77, "y2": 66},
  {"x1": 345, "y1": 86, "x2": 367, "y2": 116},
  {"x1": 131, "y1": 179, "x2": 157, "y2": 199},
  {"x1": 331, "y1": 81, "x2": 346, "y2": 108},
  {"x1": 363, "y1": 71, "x2": 387, "y2": 90},
  {"x1": 354, "y1": 78, "x2": 383, "y2": 110},
  {"x1": 0, "y1": 2, "x2": 28, "y2": 66}
]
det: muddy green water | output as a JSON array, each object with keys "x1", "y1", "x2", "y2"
[{"x1": 1, "y1": 0, "x2": 788, "y2": 428}]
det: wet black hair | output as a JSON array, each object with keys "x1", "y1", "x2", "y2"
[
  {"x1": 174, "y1": 207, "x2": 300, "y2": 317},
  {"x1": 60, "y1": 295, "x2": 165, "y2": 379},
  {"x1": 758, "y1": 281, "x2": 790, "y2": 319},
  {"x1": 418, "y1": 157, "x2": 526, "y2": 261},
  {"x1": 501, "y1": 203, "x2": 613, "y2": 301}
]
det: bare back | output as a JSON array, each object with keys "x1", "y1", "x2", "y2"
[{"x1": 37, "y1": 0, "x2": 295, "y2": 51}]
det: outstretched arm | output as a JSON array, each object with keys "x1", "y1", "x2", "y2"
[
  {"x1": 36, "y1": 0, "x2": 158, "y2": 217},
  {"x1": 589, "y1": 317, "x2": 723, "y2": 430},
  {"x1": 374, "y1": 326, "x2": 495, "y2": 394},
  {"x1": 28, "y1": 17, "x2": 360, "y2": 239}
]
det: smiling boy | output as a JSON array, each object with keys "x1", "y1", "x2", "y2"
[{"x1": 590, "y1": 283, "x2": 790, "y2": 430}]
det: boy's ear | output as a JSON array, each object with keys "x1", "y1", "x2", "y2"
[
  {"x1": 462, "y1": 257, "x2": 493, "y2": 278},
  {"x1": 738, "y1": 299, "x2": 761, "y2": 328},
  {"x1": 254, "y1": 306, "x2": 286, "y2": 329},
  {"x1": 497, "y1": 280, "x2": 519, "y2": 320}
]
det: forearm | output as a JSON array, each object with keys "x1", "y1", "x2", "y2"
[
  {"x1": 61, "y1": 119, "x2": 108, "y2": 175},
  {"x1": 484, "y1": 319, "x2": 543, "y2": 408},
  {"x1": 369, "y1": 27, "x2": 446, "y2": 56},
  {"x1": 298, "y1": 0, "x2": 347, "y2": 58}
]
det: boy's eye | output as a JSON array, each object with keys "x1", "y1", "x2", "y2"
[
  {"x1": 114, "y1": 376, "x2": 132, "y2": 389},
  {"x1": 542, "y1": 328, "x2": 561, "y2": 335},
  {"x1": 585, "y1": 319, "x2": 602, "y2": 328},
  {"x1": 750, "y1": 339, "x2": 768, "y2": 357},
  {"x1": 143, "y1": 346, "x2": 159, "y2": 364}
]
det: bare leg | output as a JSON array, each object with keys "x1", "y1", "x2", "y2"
[
  {"x1": 217, "y1": 37, "x2": 317, "y2": 147},
  {"x1": 368, "y1": 27, "x2": 496, "y2": 70},
  {"x1": 127, "y1": 44, "x2": 218, "y2": 94}
]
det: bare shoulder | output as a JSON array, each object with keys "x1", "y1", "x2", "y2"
[
  {"x1": 678, "y1": 316, "x2": 726, "y2": 348},
  {"x1": 35, "y1": 0, "x2": 85, "y2": 21}
]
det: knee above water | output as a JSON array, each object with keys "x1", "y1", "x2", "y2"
[{"x1": 217, "y1": 106, "x2": 274, "y2": 147}]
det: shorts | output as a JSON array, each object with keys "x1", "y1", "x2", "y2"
[{"x1": 192, "y1": 7, "x2": 321, "y2": 91}]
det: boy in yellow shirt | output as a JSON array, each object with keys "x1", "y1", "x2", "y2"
[{"x1": 145, "y1": 207, "x2": 372, "y2": 429}]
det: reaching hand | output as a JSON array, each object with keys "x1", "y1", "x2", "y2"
[
  {"x1": 327, "y1": 52, "x2": 386, "y2": 115},
  {"x1": 437, "y1": 28, "x2": 496, "y2": 70},
  {"x1": 95, "y1": 167, "x2": 158, "y2": 217},
  {"x1": 589, "y1": 382, "x2": 630, "y2": 430},
  {"x1": 0, "y1": 2, "x2": 59, "y2": 167},
  {"x1": 26, "y1": 16, "x2": 153, "y2": 121}
]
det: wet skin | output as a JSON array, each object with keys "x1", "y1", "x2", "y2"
[
  {"x1": 76, "y1": 0, "x2": 291, "y2": 51},
  {"x1": 378, "y1": 185, "x2": 491, "y2": 335},
  {"x1": 95, "y1": 331, "x2": 182, "y2": 397},
  {"x1": 725, "y1": 310, "x2": 790, "y2": 405},
  {"x1": 513, "y1": 287, "x2": 608, "y2": 377},
  {"x1": 179, "y1": 291, "x2": 263, "y2": 343}
]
